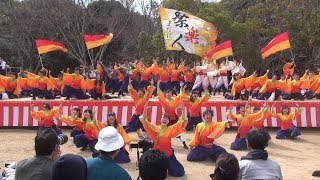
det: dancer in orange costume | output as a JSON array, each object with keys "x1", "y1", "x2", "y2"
[
  {"x1": 187, "y1": 109, "x2": 230, "y2": 162},
  {"x1": 30, "y1": 102, "x2": 62, "y2": 135},
  {"x1": 73, "y1": 109, "x2": 99, "y2": 152},
  {"x1": 95, "y1": 112, "x2": 132, "y2": 163},
  {"x1": 140, "y1": 102, "x2": 187, "y2": 177},
  {"x1": 0, "y1": 72, "x2": 20, "y2": 99},
  {"x1": 271, "y1": 103, "x2": 302, "y2": 139},
  {"x1": 158, "y1": 85, "x2": 188, "y2": 149},
  {"x1": 62, "y1": 67, "x2": 88, "y2": 100},
  {"x1": 125, "y1": 78, "x2": 155, "y2": 132},
  {"x1": 58, "y1": 107, "x2": 84, "y2": 138},
  {"x1": 226, "y1": 100, "x2": 265, "y2": 150},
  {"x1": 184, "y1": 90, "x2": 210, "y2": 131}
]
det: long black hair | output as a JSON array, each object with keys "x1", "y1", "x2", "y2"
[
  {"x1": 210, "y1": 153, "x2": 239, "y2": 180},
  {"x1": 107, "y1": 112, "x2": 118, "y2": 128},
  {"x1": 83, "y1": 109, "x2": 93, "y2": 120},
  {"x1": 43, "y1": 103, "x2": 51, "y2": 110},
  {"x1": 73, "y1": 107, "x2": 82, "y2": 118},
  {"x1": 190, "y1": 90, "x2": 200, "y2": 102}
]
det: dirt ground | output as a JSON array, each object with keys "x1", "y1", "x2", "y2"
[{"x1": 0, "y1": 128, "x2": 319, "y2": 180}]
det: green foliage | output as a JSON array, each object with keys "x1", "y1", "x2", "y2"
[{"x1": 137, "y1": 31, "x2": 154, "y2": 62}]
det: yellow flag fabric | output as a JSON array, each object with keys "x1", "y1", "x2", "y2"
[{"x1": 159, "y1": 7, "x2": 218, "y2": 56}]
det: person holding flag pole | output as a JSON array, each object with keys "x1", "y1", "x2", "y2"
[{"x1": 84, "y1": 33, "x2": 113, "y2": 67}]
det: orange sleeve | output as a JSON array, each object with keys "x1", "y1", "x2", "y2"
[
  {"x1": 63, "y1": 73, "x2": 75, "y2": 86},
  {"x1": 300, "y1": 79, "x2": 310, "y2": 89},
  {"x1": 128, "y1": 84, "x2": 139, "y2": 102},
  {"x1": 140, "y1": 115, "x2": 158, "y2": 141},
  {"x1": 0, "y1": 75, "x2": 12, "y2": 87},
  {"x1": 27, "y1": 76, "x2": 40, "y2": 88},
  {"x1": 283, "y1": 63, "x2": 293, "y2": 75},
  {"x1": 271, "y1": 112, "x2": 281, "y2": 119},
  {"x1": 117, "y1": 125, "x2": 132, "y2": 145},
  {"x1": 177, "y1": 63, "x2": 184, "y2": 72},
  {"x1": 248, "y1": 110, "x2": 264, "y2": 124},
  {"x1": 231, "y1": 82, "x2": 236, "y2": 96},
  {"x1": 258, "y1": 73, "x2": 268, "y2": 86},
  {"x1": 96, "y1": 121, "x2": 107, "y2": 130},
  {"x1": 158, "y1": 89, "x2": 168, "y2": 106},
  {"x1": 244, "y1": 74, "x2": 254, "y2": 91},
  {"x1": 81, "y1": 76, "x2": 86, "y2": 90},
  {"x1": 226, "y1": 110, "x2": 237, "y2": 122},
  {"x1": 59, "y1": 116, "x2": 75, "y2": 126},
  {"x1": 27, "y1": 72, "x2": 38, "y2": 78},
  {"x1": 144, "y1": 85, "x2": 155, "y2": 101},
  {"x1": 18, "y1": 78, "x2": 27, "y2": 89},
  {"x1": 263, "y1": 108, "x2": 271, "y2": 119},
  {"x1": 86, "y1": 79, "x2": 95, "y2": 91},
  {"x1": 169, "y1": 117, "x2": 187, "y2": 137},
  {"x1": 46, "y1": 78, "x2": 56, "y2": 91},
  {"x1": 102, "y1": 81, "x2": 106, "y2": 96},
  {"x1": 199, "y1": 91, "x2": 210, "y2": 105},
  {"x1": 49, "y1": 77, "x2": 58, "y2": 85},
  {"x1": 30, "y1": 110, "x2": 44, "y2": 123},
  {"x1": 207, "y1": 122, "x2": 228, "y2": 139},
  {"x1": 173, "y1": 92, "x2": 183, "y2": 107},
  {"x1": 151, "y1": 63, "x2": 160, "y2": 76},
  {"x1": 52, "y1": 107, "x2": 62, "y2": 119},
  {"x1": 286, "y1": 81, "x2": 294, "y2": 94},
  {"x1": 259, "y1": 80, "x2": 269, "y2": 94},
  {"x1": 13, "y1": 79, "x2": 21, "y2": 96},
  {"x1": 115, "y1": 68, "x2": 124, "y2": 80},
  {"x1": 294, "y1": 107, "x2": 302, "y2": 117},
  {"x1": 300, "y1": 72, "x2": 308, "y2": 81},
  {"x1": 310, "y1": 78, "x2": 320, "y2": 92},
  {"x1": 188, "y1": 124, "x2": 200, "y2": 147}
]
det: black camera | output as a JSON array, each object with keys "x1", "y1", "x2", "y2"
[
  {"x1": 58, "y1": 134, "x2": 68, "y2": 145},
  {"x1": 130, "y1": 140, "x2": 154, "y2": 153}
]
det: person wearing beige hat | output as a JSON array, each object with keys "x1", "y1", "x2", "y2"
[{"x1": 86, "y1": 126, "x2": 131, "y2": 180}]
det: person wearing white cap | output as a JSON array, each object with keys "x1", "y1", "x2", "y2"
[{"x1": 86, "y1": 126, "x2": 131, "y2": 180}]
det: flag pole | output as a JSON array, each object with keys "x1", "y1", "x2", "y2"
[
  {"x1": 87, "y1": 48, "x2": 94, "y2": 66},
  {"x1": 38, "y1": 54, "x2": 44, "y2": 69},
  {"x1": 90, "y1": 49, "x2": 94, "y2": 66},
  {"x1": 289, "y1": 48, "x2": 295, "y2": 64}
]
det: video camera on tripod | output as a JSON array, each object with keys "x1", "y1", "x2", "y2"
[{"x1": 130, "y1": 139, "x2": 154, "y2": 170}]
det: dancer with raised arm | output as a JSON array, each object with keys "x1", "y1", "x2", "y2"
[
  {"x1": 73, "y1": 109, "x2": 99, "y2": 152},
  {"x1": 30, "y1": 102, "x2": 62, "y2": 135},
  {"x1": 226, "y1": 99, "x2": 266, "y2": 150},
  {"x1": 271, "y1": 103, "x2": 302, "y2": 139},
  {"x1": 187, "y1": 109, "x2": 230, "y2": 162},
  {"x1": 58, "y1": 107, "x2": 84, "y2": 138},
  {"x1": 95, "y1": 112, "x2": 131, "y2": 163},
  {"x1": 184, "y1": 90, "x2": 210, "y2": 131},
  {"x1": 125, "y1": 78, "x2": 155, "y2": 133},
  {"x1": 158, "y1": 84, "x2": 188, "y2": 149},
  {"x1": 140, "y1": 102, "x2": 187, "y2": 177}
]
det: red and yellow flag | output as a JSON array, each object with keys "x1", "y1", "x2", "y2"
[
  {"x1": 261, "y1": 32, "x2": 291, "y2": 59},
  {"x1": 84, "y1": 33, "x2": 113, "y2": 50},
  {"x1": 35, "y1": 40, "x2": 67, "y2": 55},
  {"x1": 203, "y1": 40, "x2": 233, "y2": 60}
]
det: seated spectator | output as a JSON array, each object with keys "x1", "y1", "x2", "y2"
[
  {"x1": 86, "y1": 126, "x2": 131, "y2": 180},
  {"x1": 15, "y1": 129, "x2": 61, "y2": 180},
  {"x1": 239, "y1": 129, "x2": 282, "y2": 180},
  {"x1": 210, "y1": 153, "x2": 239, "y2": 180},
  {"x1": 52, "y1": 154, "x2": 87, "y2": 180},
  {"x1": 138, "y1": 149, "x2": 168, "y2": 180}
]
